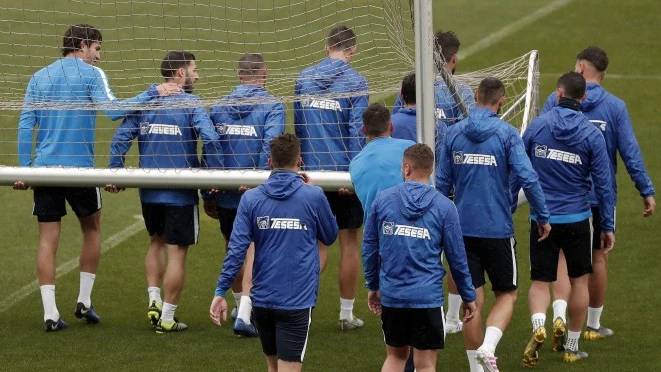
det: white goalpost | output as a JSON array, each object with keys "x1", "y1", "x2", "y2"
[{"x1": 0, "y1": 0, "x2": 538, "y2": 190}]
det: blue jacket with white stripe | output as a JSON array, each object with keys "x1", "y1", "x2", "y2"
[
  {"x1": 108, "y1": 92, "x2": 223, "y2": 206},
  {"x1": 18, "y1": 57, "x2": 159, "y2": 167},
  {"x1": 362, "y1": 181, "x2": 476, "y2": 308},
  {"x1": 542, "y1": 83, "x2": 655, "y2": 205},
  {"x1": 215, "y1": 170, "x2": 339, "y2": 310}
]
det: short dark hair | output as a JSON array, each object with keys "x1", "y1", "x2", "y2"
[
  {"x1": 62, "y1": 24, "x2": 102, "y2": 57},
  {"x1": 362, "y1": 103, "x2": 391, "y2": 137},
  {"x1": 476, "y1": 77, "x2": 505, "y2": 105},
  {"x1": 161, "y1": 51, "x2": 196, "y2": 78},
  {"x1": 403, "y1": 144, "x2": 434, "y2": 172},
  {"x1": 557, "y1": 71, "x2": 586, "y2": 100},
  {"x1": 401, "y1": 73, "x2": 416, "y2": 105},
  {"x1": 434, "y1": 31, "x2": 460, "y2": 63},
  {"x1": 576, "y1": 46, "x2": 609, "y2": 72},
  {"x1": 270, "y1": 133, "x2": 301, "y2": 168},
  {"x1": 238, "y1": 53, "x2": 265, "y2": 77},
  {"x1": 327, "y1": 26, "x2": 356, "y2": 52}
]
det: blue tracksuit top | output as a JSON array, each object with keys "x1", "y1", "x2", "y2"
[
  {"x1": 108, "y1": 92, "x2": 223, "y2": 206},
  {"x1": 349, "y1": 137, "x2": 416, "y2": 222},
  {"x1": 521, "y1": 105, "x2": 615, "y2": 232},
  {"x1": 294, "y1": 58, "x2": 369, "y2": 171},
  {"x1": 209, "y1": 84, "x2": 286, "y2": 209},
  {"x1": 18, "y1": 57, "x2": 159, "y2": 167},
  {"x1": 542, "y1": 83, "x2": 655, "y2": 207},
  {"x1": 392, "y1": 78, "x2": 476, "y2": 125},
  {"x1": 215, "y1": 170, "x2": 339, "y2": 309},
  {"x1": 436, "y1": 107, "x2": 549, "y2": 238},
  {"x1": 362, "y1": 181, "x2": 476, "y2": 308},
  {"x1": 391, "y1": 107, "x2": 418, "y2": 142}
]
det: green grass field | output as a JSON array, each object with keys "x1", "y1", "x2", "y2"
[{"x1": 1, "y1": 0, "x2": 661, "y2": 370}]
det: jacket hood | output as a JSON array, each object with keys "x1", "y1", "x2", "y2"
[
  {"x1": 397, "y1": 107, "x2": 417, "y2": 116},
  {"x1": 222, "y1": 85, "x2": 268, "y2": 120},
  {"x1": 581, "y1": 83, "x2": 607, "y2": 112},
  {"x1": 397, "y1": 182, "x2": 437, "y2": 219},
  {"x1": 549, "y1": 107, "x2": 593, "y2": 146},
  {"x1": 260, "y1": 170, "x2": 304, "y2": 200},
  {"x1": 309, "y1": 58, "x2": 351, "y2": 90},
  {"x1": 461, "y1": 107, "x2": 501, "y2": 143}
]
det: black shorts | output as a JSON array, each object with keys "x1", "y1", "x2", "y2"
[
  {"x1": 464, "y1": 236, "x2": 518, "y2": 292},
  {"x1": 217, "y1": 208, "x2": 238, "y2": 242},
  {"x1": 529, "y1": 219, "x2": 593, "y2": 282},
  {"x1": 323, "y1": 191, "x2": 363, "y2": 230},
  {"x1": 381, "y1": 306, "x2": 445, "y2": 350},
  {"x1": 33, "y1": 187, "x2": 101, "y2": 223},
  {"x1": 591, "y1": 206, "x2": 615, "y2": 250},
  {"x1": 141, "y1": 203, "x2": 199, "y2": 246},
  {"x1": 252, "y1": 307, "x2": 312, "y2": 363}
]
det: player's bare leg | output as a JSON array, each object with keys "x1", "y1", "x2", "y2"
[
  {"x1": 266, "y1": 356, "x2": 278, "y2": 372},
  {"x1": 550, "y1": 251, "x2": 569, "y2": 351},
  {"x1": 338, "y1": 228, "x2": 363, "y2": 329},
  {"x1": 145, "y1": 235, "x2": 166, "y2": 326},
  {"x1": 318, "y1": 241, "x2": 328, "y2": 274},
  {"x1": 277, "y1": 360, "x2": 302, "y2": 372},
  {"x1": 563, "y1": 275, "x2": 589, "y2": 362},
  {"x1": 226, "y1": 238, "x2": 245, "y2": 314},
  {"x1": 37, "y1": 221, "x2": 62, "y2": 324},
  {"x1": 234, "y1": 243, "x2": 258, "y2": 337},
  {"x1": 475, "y1": 290, "x2": 516, "y2": 371},
  {"x1": 523, "y1": 280, "x2": 550, "y2": 367},
  {"x1": 382, "y1": 346, "x2": 409, "y2": 372},
  {"x1": 78, "y1": 211, "x2": 101, "y2": 275},
  {"x1": 412, "y1": 348, "x2": 438, "y2": 372},
  {"x1": 156, "y1": 244, "x2": 189, "y2": 332},
  {"x1": 584, "y1": 248, "x2": 612, "y2": 340},
  {"x1": 463, "y1": 286, "x2": 485, "y2": 372},
  {"x1": 446, "y1": 269, "x2": 463, "y2": 334}
]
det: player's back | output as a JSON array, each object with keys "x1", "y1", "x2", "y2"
[
  {"x1": 294, "y1": 58, "x2": 367, "y2": 171},
  {"x1": 391, "y1": 108, "x2": 418, "y2": 142},
  {"x1": 240, "y1": 170, "x2": 338, "y2": 309},
  {"x1": 392, "y1": 78, "x2": 475, "y2": 126},
  {"x1": 443, "y1": 107, "x2": 520, "y2": 238}
]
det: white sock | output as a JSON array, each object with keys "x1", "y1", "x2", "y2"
[
  {"x1": 40, "y1": 285, "x2": 59, "y2": 322},
  {"x1": 232, "y1": 291, "x2": 242, "y2": 309},
  {"x1": 148, "y1": 287, "x2": 162, "y2": 306},
  {"x1": 466, "y1": 350, "x2": 485, "y2": 372},
  {"x1": 481, "y1": 326, "x2": 503, "y2": 354},
  {"x1": 77, "y1": 272, "x2": 96, "y2": 308},
  {"x1": 237, "y1": 296, "x2": 253, "y2": 324},
  {"x1": 552, "y1": 300, "x2": 567, "y2": 323},
  {"x1": 447, "y1": 293, "x2": 462, "y2": 323},
  {"x1": 340, "y1": 298, "x2": 354, "y2": 320},
  {"x1": 161, "y1": 302, "x2": 177, "y2": 323},
  {"x1": 566, "y1": 330, "x2": 581, "y2": 351},
  {"x1": 587, "y1": 306, "x2": 603, "y2": 329},
  {"x1": 532, "y1": 313, "x2": 546, "y2": 331}
]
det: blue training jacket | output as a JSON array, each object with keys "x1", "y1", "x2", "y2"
[
  {"x1": 391, "y1": 107, "x2": 418, "y2": 142},
  {"x1": 108, "y1": 92, "x2": 223, "y2": 206},
  {"x1": 209, "y1": 84, "x2": 286, "y2": 209},
  {"x1": 436, "y1": 107, "x2": 549, "y2": 238},
  {"x1": 294, "y1": 58, "x2": 369, "y2": 171},
  {"x1": 521, "y1": 104, "x2": 615, "y2": 232},
  {"x1": 215, "y1": 170, "x2": 339, "y2": 309},
  {"x1": 349, "y1": 137, "x2": 416, "y2": 222},
  {"x1": 392, "y1": 78, "x2": 476, "y2": 126},
  {"x1": 18, "y1": 58, "x2": 159, "y2": 167},
  {"x1": 362, "y1": 181, "x2": 476, "y2": 308},
  {"x1": 542, "y1": 83, "x2": 655, "y2": 206}
]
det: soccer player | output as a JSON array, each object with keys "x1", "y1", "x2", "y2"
[
  {"x1": 541, "y1": 47, "x2": 655, "y2": 342},
  {"x1": 390, "y1": 73, "x2": 417, "y2": 142},
  {"x1": 436, "y1": 77, "x2": 551, "y2": 372},
  {"x1": 363, "y1": 144, "x2": 477, "y2": 372},
  {"x1": 294, "y1": 25, "x2": 368, "y2": 330},
  {"x1": 210, "y1": 133, "x2": 338, "y2": 372},
  {"x1": 519, "y1": 72, "x2": 615, "y2": 366},
  {"x1": 107, "y1": 51, "x2": 223, "y2": 333},
  {"x1": 14, "y1": 23, "x2": 180, "y2": 332},
  {"x1": 204, "y1": 52, "x2": 285, "y2": 337},
  {"x1": 393, "y1": 30, "x2": 476, "y2": 125}
]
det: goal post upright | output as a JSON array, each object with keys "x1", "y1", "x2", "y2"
[{"x1": 413, "y1": 0, "x2": 436, "y2": 166}]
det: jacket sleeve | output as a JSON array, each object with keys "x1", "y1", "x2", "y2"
[
  {"x1": 441, "y1": 203, "x2": 476, "y2": 303},
  {"x1": 392, "y1": 93, "x2": 404, "y2": 115},
  {"x1": 89, "y1": 70, "x2": 157, "y2": 121},
  {"x1": 510, "y1": 120, "x2": 536, "y2": 207},
  {"x1": 590, "y1": 133, "x2": 616, "y2": 232},
  {"x1": 108, "y1": 115, "x2": 141, "y2": 168},
  {"x1": 508, "y1": 130, "x2": 549, "y2": 223},
  {"x1": 259, "y1": 103, "x2": 286, "y2": 169},
  {"x1": 215, "y1": 195, "x2": 253, "y2": 296},
  {"x1": 315, "y1": 188, "x2": 339, "y2": 246},
  {"x1": 348, "y1": 78, "x2": 369, "y2": 156},
  {"x1": 615, "y1": 104, "x2": 655, "y2": 197},
  {"x1": 435, "y1": 130, "x2": 454, "y2": 196},
  {"x1": 18, "y1": 78, "x2": 37, "y2": 167},
  {"x1": 195, "y1": 106, "x2": 224, "y2": 169},
  {"x1": 541, "y1": 92, "x2": 556, "y2": 114},
  {"x1": 362, "y1": 197, "x2": 380, "y2": 291}
]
